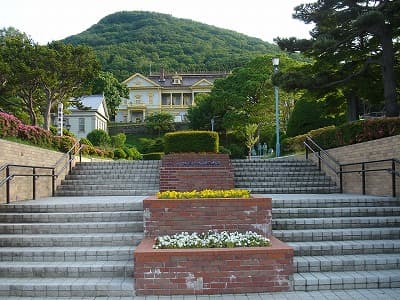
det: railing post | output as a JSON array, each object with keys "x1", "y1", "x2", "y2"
[
  {"x1": 32, "y1": 167, "x2": 36, "y2": 200},
  {"x1": 392, "y1": 160, "x2": 396, "y2": 197},
  {"x1": 52, "y1": 168, "x2": 55, "y2": 197},
  {"x1": 305, "y1": 145, "x2": 309, "y2": 160},
  {"x1": 79, "y1": 142, "x2": 82, "y2": 163},
  {"x1": 318, "y1": 151, "x2": 321, "y2": 171},
  {"x1": 362, "y1": 163, "x2": 366, "y2": 195},
  {"x1": 69, "y1": 151, "x2": 72, "y2": 174},
  {"x1": 6, "y1": 166, "x2": 10, "y2": 204},
  {"x1": 339, "y1": 165, "x2": 343, "y2": 193}
]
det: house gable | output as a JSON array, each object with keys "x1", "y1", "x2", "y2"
[
  {"x1": 191, "y1": 79, "x2": 213, "y2": 88},
  {"x1": 123, "y1": 73, "x2": 160, "y2": 88}
]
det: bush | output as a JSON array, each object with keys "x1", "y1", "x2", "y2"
[
  {"x1": 218, "y1": 145, "x2": 231, "y2": 155},
  {"x1": 129, "y1": 147, "x2": 142, "y2": 160},
  {"x1": 113, "y1": 148, "x2": 127, "y2": 159},
  {"x1": 142, "y1": 152, "x2": 164, "y2": 160},
  {"x1": 137, "y1": 137, "x2": 164, "y2": 153},
  {"x1": 226, "y1": 143, "x2": 246, "y2": 159},
  {"x1": 111, "y1": 133, "x2": 126, "y2": 148},
  {"x1": 87, "y1": 129, "x2": 111, "y2": 147},
  {"x1": 164, "y1": 131, "x2": 219, "y2": 153},
  {"x1": 282, "y1": 117, "x2": 400, "y2": 153},
  {"x1": 79, "y1": 138, "x2": 93, "y2": 147}
]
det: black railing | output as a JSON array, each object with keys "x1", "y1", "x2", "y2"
[
  {"x1": 0, "y1": 141, "x2": 82, "y2": 203},
  {"x1": 304, "y1": 136, "x2": 399, "y2": 197}
]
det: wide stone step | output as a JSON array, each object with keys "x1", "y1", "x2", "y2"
[
  {"x1": 274, "y1": 227, "x2": 400, "y2": 242},
  {"x1": 273, "y1": 216, "x2": 400, "y2": 230},
  {"x1": 0, "y1": 210, "x2": 143, "y2": 223},
  {"x1": 293, "y1": 269, "x2": 400, "y2": 291},
  {"x1": 289, "y1": 240, "x2": 400, "y2": 256},
  {"x1": 0, "y1": 232, "x2": 143, "y2": 247},
  {"x1": 235, "y1": 176, "x2": 331, "y2": 182},
  {"x1": 247, "y1": 187, "x2": 340, "y2": 193},
  {"x1": 70, "y1": 169, "x2": 159, "y2": 175},
  {"x1": 55, "y1": 189, "x2": 157, "y2": 196},
  {"x1": 62, "y1": 178, "x2": 159, "y2": 185},
  {"x1": 237, "y1": 181, "x2": 336, "y2": 188},
  {"x1": 271, "y1": 195, "x2": 398, "y2": 208},
  {"x1": 0, "y1": 261, "x2": 134, "y2": 278},
  {"x1": 0, "y1": 221, "x2": 143, "y2": 234},
  {"x1": 57, "y1": 184, "x2": 159, "y2": 191},
  {"x1": 66, "y1": 173, "x2": 159, "y2": 179},
  {"x1": 0, "y1": 277, "x2": 134, "y2": 297},
  {"x1": 295, "y1": 254, "x2": 400, "y2": 273},
  {"x1": 0, "y1": 246, "x2": 136, "y2": 262},
  {"x1": 273, "y1": 206, "x2": 400, "y2": 218}
]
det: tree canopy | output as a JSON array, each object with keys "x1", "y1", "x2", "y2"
[{"x1": 275, "y1": 0, "x2": 400, "y2": 117}]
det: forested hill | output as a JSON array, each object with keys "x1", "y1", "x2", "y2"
[{"x1": 63, "y1": 11, "x2": 280, "y2": 80}]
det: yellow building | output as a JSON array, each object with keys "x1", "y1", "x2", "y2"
[{"x1": 116, "y1": 71, "x2": 228, "y2": 123}]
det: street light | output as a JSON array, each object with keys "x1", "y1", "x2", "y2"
[
  {"x1": 211, "y1": 117, "x2": 215, "y2": 131},
  {"x1": 272, "y1": 57, "x2": 280, "y2": 157}
]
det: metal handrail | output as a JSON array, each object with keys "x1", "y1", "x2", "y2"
[
  {"x1": 0, "y1": 140, "x2": 82, "y2": 203},
  {"x1": 304, "y1": 136, "x2": 399, "y2": 197}
]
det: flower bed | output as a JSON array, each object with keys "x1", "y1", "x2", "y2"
[
  {"x1": 156, "y1": 189, "x2": 250, "y2": 199},
  {"x1": 153, "y1": 230, "x2": 271, "y2": 249},
  {"x1": 134, "y1": 236, "x2": 294, "y2": 295},
  {"x1": 143, "y1": 195, "x2": 272, "y2": 237}
]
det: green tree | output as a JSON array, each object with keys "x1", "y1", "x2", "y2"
[
  {"x1": 187, "y1": 93, "x2": 214, "y2": 130},
  {"x1": 241, "y1": 123, "x2": 259, "y2": 158},
  {"x1": 87, "y1": 129, "x2": 111, "y2": 147},
  {"x1": 91, "y1": 71, "x2": 129, "y2": 119},
  {"x1": 145, "y1": 112, "x2": 175, "y2": 136},
  {"x1": 275, "y1": 0, "x2": 400, "y2": 117}
]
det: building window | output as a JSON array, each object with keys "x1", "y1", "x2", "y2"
[
  {"x1": 79, "y1": 118, "x2": 85, "y2": 132},
  {"x1": 183, "y1": 93, "x2": 193, "y2": 106},
  {"x1": 135, "y1": 95, "x2": 142, "y2": 104},
  {"x1": 162, "y1": 94, "x2": 171, "y2": 106},
  {"x1": 148, "y1": 93, "x2": 154, "y2": 105},
  {"x1": 172, "y1": 94, "x2": 182, "y2": 106}
]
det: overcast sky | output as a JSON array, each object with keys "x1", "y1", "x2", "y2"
[{"x1": 0, "y1": 0, "x2": 313, "y2": 45}]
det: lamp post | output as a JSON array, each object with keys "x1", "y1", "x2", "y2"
[
  {"x1": 272, "y1": 57, "x2": 280, "y2": 157},
  {"x1": 211, "y1": 117, "x2": 215, "y2": 131}
]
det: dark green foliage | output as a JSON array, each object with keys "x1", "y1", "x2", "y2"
[
  {"x1": 113, "y1": 148, "x2": 127, "y2": 159},
  {"x1": 286, "y1": 98, "x2": 336, "y2": 137},
  {"x1": 111, "y1": 133, "x2": 126, "y2": 148},
  {"x1": 79, "y1": 138, "x2": 93, "y2": 147},
  {"x1": 142, "y1": 152, "x2": 164, "y2": 160},
  {"x1": 87, "y1": 129, "x2": 111, "y2": 147},
  {"x1": 122, "y1": 146, "x2": 142, "y2": 160},
  {"x1": 218, "y1": 146, "x2": 231, "y2": 155},
  {"x1": 145, "y1": 112, "x2": 175, "y2": 135},
  {"x1": 225, "y1": 143, "x2": 247, "y2": 159},
  {"x1": 63, "y1": 11, "x2": 280, "y2": 80},
  {"x1": 282, "y1": 117, "x2": 400, "y2": 153},
  {"x1": 164, "y1": 131, "x2": 219, "y2": 153}
]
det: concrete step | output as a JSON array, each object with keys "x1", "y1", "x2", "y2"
[
  {"x1": 0, "y1": 210, "x2": 143, "y2": 223},
  {"x1": 290, "y1": 240, "x2": 400, "y2": 256},
  {"x1": 233, "y1": 166, "x2": 320, "y2": 172},
  {"x1": 57, "y1": 184, "x2": 159, "y2": 191},
  {"x1": 271, "y1": 195, "x2": 398, "y2": 208},
  {"x1": 293, "y1": 269, "x2": 400, "y2": 291},
  {"x1": 66, "y1": 174, "x2": 159, "y2": 180},
  {"x1": 235, "y1": 176, "x2": 331, "y2": 182},
  {"x1": 62, "y1": 178, "x2": 159, "y2": 185},
  {"x1": 295, "y1": 254, "x2": 400, "y2": 273},
  {"x1": 0, "y1": 277, "x2": 134, "y2": 297},
  {"x1": 0, "y1": 246, "x2": 136, "y2": 262},
  {"x1": 273, "y1": 206, "x2": 400, "y2": 218},
  {"x1": 55, "y1": 189, "x2": 157, "y2": 196},
  {"x1": 70, "y1": 169, "x2": 159, "y2": 175},
  {"x1": 0, "y1": 261, "x2": 134, "y2": 278},
  {"x1": 235, "y1": 171, "x2": 327, "y2": 177},
  {"x1": 273, "y1": 216, "x2": 400, "y2": 230},
  {"x1": 247, "y1": 187, "x2": 340, "y2": 193},
  {"x1": 0, "y1": 232, "x2": 144, "y2": 247},
  {"x1": 274, "y1": 227, "x2": 400, "y2": 242},
  {"x1": 237, "y1": 181, "x2": 336, "y2": 188},
  {"x1": 0, "y1": 221, "x2": 143, "y2": 234}
]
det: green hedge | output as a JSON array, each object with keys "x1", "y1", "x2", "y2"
[
  {"x1": 282, "y1": 117, "x2": 400, "y2": 153},
  {"x1": 164, "y1": 131, "x2": 219, "y2": 153},
  {"x1": 142, "y1": 152, "x2": 164, "y2": 160}
]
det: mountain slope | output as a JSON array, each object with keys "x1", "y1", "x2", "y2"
[{"x1": 63, "y1": 11, "x2": 280, "y2": 80}]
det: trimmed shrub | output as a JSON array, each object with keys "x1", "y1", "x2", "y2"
[
  {"x1": 129, "y1": 147, "x2": 142, "y2": 160},
  {"x1": 87, "y1": 129, "x2": 111, "y2": 147},
  {"x1": 142, "y1": 152, "x2": 164, "y2": 160},
  {"x1": 282, "y1": 117, "x2": 400, "y2": 153},
  {"x1": 114, "y1": 148, "x2": 127, "y2": 159},
  {"x1": 226, "y1": 143, "x2": 246, "y2": 159},
  {"x1": 218, "y1": 145, "x2": 231, "y2": 155},
  {"x1": 79, "y1": 138, "x2": 93, "y2": 147},
  {"x1": 111, "y1": 133, "x2": 126, "y2": 148},
  {"x1": 164, "y1": 131, "x2": 219, "y2": 153}
]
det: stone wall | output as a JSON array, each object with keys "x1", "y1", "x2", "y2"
[
  {"x1": 143, "y1": 195, "x2": 272, "y2": 237},
  {"x1": 310, "y1": 135, "x2": 400, "y2": 196},
  {"x1": 159, "y1": 153, "x2": 234, "y2": 192},
  {"x1": 0, "y1": 139, "x2": 73, "y2": 203}
]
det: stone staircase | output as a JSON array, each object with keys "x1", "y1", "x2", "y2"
[
  {"x1": 56, "y1": 160, "x2": 160, "y2": 196},
  {"x1": 232, "y1": 158, "x2": 339, "y2": 193},
  {"x1": 272, "y1": 194, "x2": 400, "y2": 291},
  {"x1": 0, "y1": 196, "x2": 143, "y2": 297}
]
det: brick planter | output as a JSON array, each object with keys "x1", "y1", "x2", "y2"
[
  {"x1": 159, "y1": 153, "x2": 234, "y2": 192},
  {"x1": 134, "y1": 236, "x2": 294, "y2": 295},
  {"x1": 143, "y1": 195, "x2": 272, "y2": 237}
]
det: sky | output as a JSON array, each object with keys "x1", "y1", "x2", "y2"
[{"x1": 0, "y1": 0, "x2": 313, "y2": 45}]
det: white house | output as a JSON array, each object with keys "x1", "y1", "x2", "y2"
[
  {"x1": 65, "y1": 94, "x2": 109, "y2": 139},
  {"x1": 116, "y1": 71, "x2": 229, "y2": 123}
]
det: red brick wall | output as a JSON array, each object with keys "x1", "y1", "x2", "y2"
[
  {"x1": 143, "y1": 195, "x2": 272, "y2": 237},
  {"x1": 134, "y1": 236, "x2": 293, "y2": 295},
  {"x1": 159, "y1": 153, "x2": 234, "y2": 192}
]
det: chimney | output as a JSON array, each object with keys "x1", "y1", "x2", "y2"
[{"x1": 159, "y1": 67, "x2": 165, "y2": 82}]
